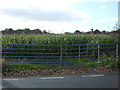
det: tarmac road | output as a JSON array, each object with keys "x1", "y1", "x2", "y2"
[{"x1": 2, "y1": 70, "x2": 119, "y2": 88}]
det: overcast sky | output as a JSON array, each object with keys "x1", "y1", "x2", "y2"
[{"x1": 0, "y1": 0, "x2": 119, "y2": 33}]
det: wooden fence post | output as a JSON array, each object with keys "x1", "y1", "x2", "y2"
[
  {"x1": 116, "y1": 44, "x2": 118, "y2": 61},
  {"x1": 79, "y1": 45, "x2": 80, "y2": 61},
  {"x1": 87, "y1": 44, "x2": 88, "y2": 55},
  {"x1": 98, "y1": 44, "x2": 100, "y2": 62},
  {"x1": 60, "y1": 46, "x2": 63, "y2": 66}
]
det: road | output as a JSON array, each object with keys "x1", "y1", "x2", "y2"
[{"x1": 1, "y1": 70, "x2": 119, "y2": 88}]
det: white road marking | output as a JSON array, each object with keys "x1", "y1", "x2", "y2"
[
  {"x1": 81, "y1": 75, "x2": 104, "y2": 77},
  {"x1": 40, "y1": 77, "x2": 64, "y2": 80},
  {"x1": 3, "y1": 79, "x2": 19, "y2": 80}
]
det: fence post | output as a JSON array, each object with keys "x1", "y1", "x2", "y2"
[
  {"x1": 87, "y1": 44, "x2": 88, "y2": 55},
  {"x1": 79, "y1": 45, "x2": 80, "y2": 61},
  {"x1": 60, "y1": 46, "x2": 63, "y2": 66},
  {"x1": 98, "y1": 44, "x2": 100, "y2": 62},
  {"x1": 116, "y1": 44, "x2": 118, "y2": 61}
]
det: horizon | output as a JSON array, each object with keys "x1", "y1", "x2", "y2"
[
  {"x1": 1, "y1": 27, "x2": 117, "y2": 33},
  {"x1": 0, "y1": 0, "x2": 119, "y2": 34}
]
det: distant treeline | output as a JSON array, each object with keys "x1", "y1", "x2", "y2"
[
  {"x1": 1, "y1": 28, "x2": 49, "y2": 35},
  {"x1": 1, "y1": 28, "x2": 120, "y2": 35}
]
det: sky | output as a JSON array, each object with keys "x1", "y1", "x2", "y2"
[{"x1": 0, "y1": 0, "x2": 119, "y2": 34}]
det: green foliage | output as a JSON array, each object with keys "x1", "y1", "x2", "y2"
[
  {"x1": 98, "y1": 54, "x2": 118, "y2": 68},
  {"x1": 2, "y1": 34, "x2": 118, "y2": 72}
]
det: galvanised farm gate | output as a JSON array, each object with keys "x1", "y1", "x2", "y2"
[{"x1": 1, "y1": 43, "x2": 119, "y2": 66}]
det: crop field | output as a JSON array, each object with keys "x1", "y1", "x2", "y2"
[
  {"x1": 1, "y1": 34, "x2": 119, "y2": 71},
  {"x1": 2, "y1": 34, "x2": 118, "y2": 45}
]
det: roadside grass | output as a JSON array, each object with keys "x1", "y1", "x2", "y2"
[{"x1": 2, "y1": 56, "x2": 119, "y2": 72}]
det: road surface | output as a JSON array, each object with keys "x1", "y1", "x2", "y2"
[{"x1": 2, "y1": 70, "x2": 119, "y2": 88}]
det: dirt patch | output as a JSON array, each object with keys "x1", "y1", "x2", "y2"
[{"x1": 2, "y1": 67, "x2": 119, "y2": 78}]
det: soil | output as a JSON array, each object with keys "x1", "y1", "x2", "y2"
[{"x1": 2, "y1": 67, "x2": 120, "y2": 78}]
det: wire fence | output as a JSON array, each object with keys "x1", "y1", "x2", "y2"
[{"x1": 1, "y1": 43, "x2": 119, "y2": 66}]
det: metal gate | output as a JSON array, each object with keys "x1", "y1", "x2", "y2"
[{"x1": 1, "y1": 43, "x2": 119, "y2": 66}]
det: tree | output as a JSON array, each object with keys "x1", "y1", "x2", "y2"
[
  {"x1": 64, "y1": 32, "x2": 71, "y2": 34},
  {"x1": 15, "y1": 29, "x2": 24, "y2": 34},
  {"x1": 24, "y1": 28, "x2": 31, "y2": 34},
  {"x1": 74, "y1": 30, "x2": 81, "y2": 34},
  {"x1": 91, "y1": 28, "x2": 93, "y2": 32},
  {"x1": 4, "y1": 28, "x2": 14, "y2": 34},
  {"x1": 43, "y1": 30, "x2": 47, "y2": 34},
  {"x1": 102, "y1": 30, "x2": 106, "y2": 34},
  {"x1": 32, "y1": 29, "x2": 42, "y2": 34},
  {"x1": 94, "y1": 29, "x2": 101, "y2": 34}
]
